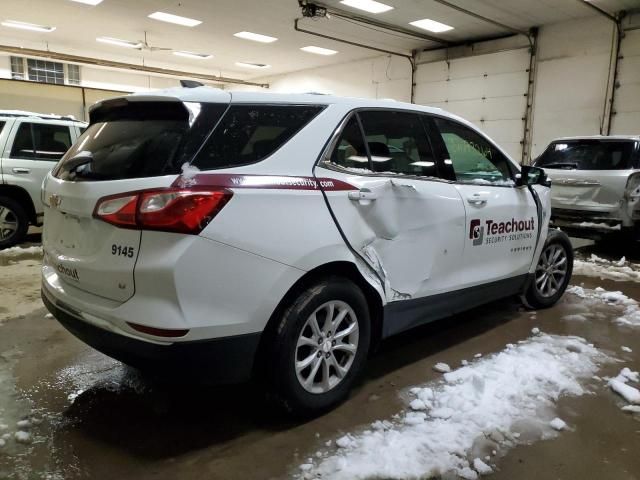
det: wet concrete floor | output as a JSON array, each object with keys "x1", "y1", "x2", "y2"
[{"x1": 0, "y1": 235, "x2": 639, "y2": 480}]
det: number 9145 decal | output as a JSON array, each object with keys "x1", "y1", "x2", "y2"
[{"x1": 112, "y1": 244, "x2": 135, "y2": 258}]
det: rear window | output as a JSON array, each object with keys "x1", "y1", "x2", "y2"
[
  {"x1": 535, "y1": 140, "x2": 638, "y2": 170},
  {"x1": 54, "y1": 102, "x2": 226, "y2": 181},
  {"x1": 191, "y1": 105, "x2": 325, "y2": 170}
]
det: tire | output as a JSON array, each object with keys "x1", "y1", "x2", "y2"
[
  {"x1": 523, "y1": 229, "x2": 573, "y2": 309},
  {"x1": 265, "y1": 277, "x2": 371, "y2": 416},
  {"x1": 0, "y1": 196, "x2": 29, "y2": 250}
]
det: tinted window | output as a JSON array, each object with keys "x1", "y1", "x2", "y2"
[
  {"x1": 54, "y1": 102, "x2": 226, "y2": 181},
  {"x1": 434, "y1": 118, "x2": 514, "y2": 185},
  {"x1": 11, "y1": 123, "x2": 71, "y2": 161},
  {"x1": 328, "y1": 116, "x2": 370, "y2": 172},
  {"x1": 0, "y1": 121, "x2": 5, "y2": 135},
  {"x1": 359, "y1": 110, "x2": 437, "y2": 177},
  {"x1": 192, "y1": 105, "x2": 324, "y2": 170},
  {"x1": 535, "y1": 140, "x2": 637, "y2": 170}
]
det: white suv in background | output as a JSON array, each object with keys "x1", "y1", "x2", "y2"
[
  {"x1": 41, "y1": 87, "x2": 572, "y2": 415},
  {"x1": 0, "y1": 111, "x2": 86, "y2": 248}
]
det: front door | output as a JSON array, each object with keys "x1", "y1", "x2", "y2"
[{"x1": 428, "y1": 116, "x2": 539, "y2": 289}]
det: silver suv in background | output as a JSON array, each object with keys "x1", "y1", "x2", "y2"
[
  {"x1": 534, "y1": 136, "x2": 640, "y2": 239},
  {"x1": 0, "y1": 111, "x2": 86, "y2": 248}
]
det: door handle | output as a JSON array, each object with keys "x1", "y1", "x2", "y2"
[
  {"x1": 12, "y1": 167, "x2": 31, "y2": 174},
  {"x1": 348, "y1": 188, "x2": 378, "y2": 202},
  {"x1": 391, "y1": 180, "x2": 417, "y2": 191},
  {"x1": 467, "y1": 192, "x2": 490, "y2": 206}
]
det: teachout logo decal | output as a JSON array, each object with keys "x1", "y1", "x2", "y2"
[{"x1": 469, "y1": 219, "x2": 484, "y2": 246}]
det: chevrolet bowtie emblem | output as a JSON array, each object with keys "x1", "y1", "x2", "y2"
[{"x1": 49, "y1": 194, "x2": 62, "y2": 208}]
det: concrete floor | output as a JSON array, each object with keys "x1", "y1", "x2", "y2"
[{"x1": 0, "y1": 234, "x2": 639, "y2": 480}]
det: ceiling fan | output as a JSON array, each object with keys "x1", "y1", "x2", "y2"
[{"x1": 137, "y1": 31, "x2": 173, "y2": 52}]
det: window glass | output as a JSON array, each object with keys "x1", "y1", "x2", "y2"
[
  {"x1": 32, "y1": 124, "x2": 72, "y2": 161},
  {"x1": 27, "y1": 59, "x2": 64, "y2": 85},
  {"x1": 10, "y1": 56, "x2": 25, "y2": 80},
  {"x1": 193, "y1": 105, "x2": 324, "y2": 170},
  {"x1": 0, "y1": 121, "x2": 5, "y2": 135},
  {"x1": 535, "y1": 140, "x2": 636, "y2": 170},
  {"x1": 10, "y1": 123, "x2": 35, "y2": 159},
  {"x1": 359, "y1": 110, "x2": 437, "y2": 177},
  {"x1": 56, "y1": 102, "x2": 227, "y2": 181},
  {"x1": 327, "y1": 116, "x2": 370, "y2": 172},
  {"x1": 67, "y1": 64, "x2": 80, "y2": 86},
  {"x1": 434, "y1": 117, "x2": 514, "y2": 185}
]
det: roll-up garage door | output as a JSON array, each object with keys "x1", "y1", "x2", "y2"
[{"x1": 414, "y1": 49, "x2": 530, "y2": 161}]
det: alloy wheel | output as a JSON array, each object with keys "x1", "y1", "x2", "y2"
[
  {"x1": 0, "y1": 205, "x2": 18, "y2": 241},
  {"x1": 295, "y1": 300, "x2": 359, "y2": 394},
  {"x1": 535, "y1": 243, "x2": 568, "y2": 298}
]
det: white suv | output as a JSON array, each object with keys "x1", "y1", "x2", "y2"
[
  {"x1": 0, "y1": 111, "x2": 86, "y2": 248},
  {"x1": 41, "y1": 87, "x2": 572, "y2": 414}
]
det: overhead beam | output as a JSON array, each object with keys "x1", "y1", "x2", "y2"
[
  {"x1": 431, "y1": 0, "x2": 531, "y2": 38},
  {"x1": 577, "y1": 0, "x2": 618, "y2": 23},
  {"x1": 0, "y1": 45, "x2": 269, "y2": 88}
]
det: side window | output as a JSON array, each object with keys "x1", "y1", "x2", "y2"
[
  {"x1": 10, "y1": 123, "x2": 36, "y2": 159},
  {"x1": 10, "y1": 123, "x2": 71, "y2": 161},
  {"x1": 192, "y1": 105, "x2": 324, "y2": 170},
  {"x1": 359, "y1": 110, "x2": 438, "y2": 177},
  {"x1": 327, "y1": 116, "x2": 370, "y2": 172},
  {"x1": 433, "y1": 117, "x2": 514, "y2": 186},
  {"x1": 0, "y1": 121, "x2": 5, "y2": 134}
]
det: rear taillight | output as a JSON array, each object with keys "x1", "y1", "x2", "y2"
[{"x1": 93, "y1": 188, "x2": 232, "y2": 234}]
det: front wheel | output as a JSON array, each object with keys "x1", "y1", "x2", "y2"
[
  {"x1": 265, "y1": 277, "x2": 371, "y2": 416},
  {"x1": 523, "y1": 229, "x2": 573, "y2": 309}
]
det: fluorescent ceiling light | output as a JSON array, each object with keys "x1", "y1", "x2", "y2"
[
  {"x1": 235, "y1": 62, "x2": 271, "y2": 69},
  {"x1": 148, "y1": 11, "x2": 202, "y2": 27},
  {"x1": 409, "y1": 18, "x2": 454, "y2": 33},
  {"x1": 339, "y1": 0, "x2": 393, "y2": 14},
  {"x1": 96, "y1": 36, "x2": 142, "y2": 49},
  {"x1": 300, "y1": 46, "x2": 338, "y2": 56},
  {"x1": 233, "y1": 31, "x2": 277, "y2": 43},
  {"x1": 69, "y1": 0, "x2": 104, "y2": 5},
  {"x1": 1, "y1": 20, "x2": 56, "y2": 32},
  {"x1": 173, "y1": 51, "x2": 212, "y2": 59}
]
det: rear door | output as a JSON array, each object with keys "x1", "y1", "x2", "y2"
[
  {"x1": 316, "y1": 109, "x2": 466, "y2": 302},
  {"x1": 42, "y1": 97, "x2": 229, "y2": 302},
  {"x1": 2, "y1": 120, "x2": 74, "y2": 214},
  {"x1": 535, "y1": 139, "x2": 639, "y2": 214},
  {"x1": 427, "y1": 115, "x2": 539, "y2": 288}
]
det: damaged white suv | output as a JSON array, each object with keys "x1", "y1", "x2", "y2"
[{"x1": 42, "y1": 87, "x2": 572, "y2": 414}]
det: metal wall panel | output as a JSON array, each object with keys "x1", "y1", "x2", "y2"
[{"x1": 414, "y1": 48, "x2": 530, "y2": 161}]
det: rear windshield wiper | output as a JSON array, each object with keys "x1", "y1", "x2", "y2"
[{"x1": 540, "y1": 162, "x2": 578, "y2": 169}]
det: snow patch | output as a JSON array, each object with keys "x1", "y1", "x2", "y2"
[
  {"x1": 297, "y1": 335, "x2": 607, "y2": 480},
  {"x1": 473, "y1": 458, "x2": 493, "y2": 475},
  {"x1": 608, "y1": 368, "x2": 640, "y2": 404},
  {"x1": 573, "y1": 254, "x2": 640, "y2": 283},
  {"x1": 549, "y1": 418, "x2": 567, "y2": 431},
  {"x1": 621, "y1": 346, "x2": 633, "y2": 353},
  {"x1": 0, "y1": 245, "x2": 43, "y2": 259},
  {"x1": 433, "y1": 362, "x2": 451, "y2": 373},
  {"x1": 567, "y1": 286, "x2": 640, "y2": 328},
  {"x1": 622, "y1": 405, "x2": 640, "y2": 413},
  {"x1": 14, "y1": 431, "x2": 31, "y2": 443}
]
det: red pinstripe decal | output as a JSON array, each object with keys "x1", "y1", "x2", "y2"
[{"x1": 172, "y1": 173, "x2": 356, "y2": 191}]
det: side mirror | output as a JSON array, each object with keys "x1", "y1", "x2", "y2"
[{"x1": 516, "y1": 165, "x2": 550, "y2": 187}]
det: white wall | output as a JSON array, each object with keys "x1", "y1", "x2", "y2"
[{"x1": 247, "y1": 55, "x2": 413, "y2": 102}]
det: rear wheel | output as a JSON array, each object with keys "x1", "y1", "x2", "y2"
[
  {"x1": 523, "y1": 229, "x2": 573, "y2": 309},
  {"x1": 0, "y1": 196, "x2": 29, "y2": 250},
  {"x1": 265, "y1": 277, "x2": 370, "y2": 416}
]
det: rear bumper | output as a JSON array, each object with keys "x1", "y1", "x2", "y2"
[{"x1": 42, "y1": 289, "x2": 261, "y2": 384}]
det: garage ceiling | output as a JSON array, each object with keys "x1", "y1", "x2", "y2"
[{"x1": 0, "y1": 0, "x2": 633, "y2": 82}]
